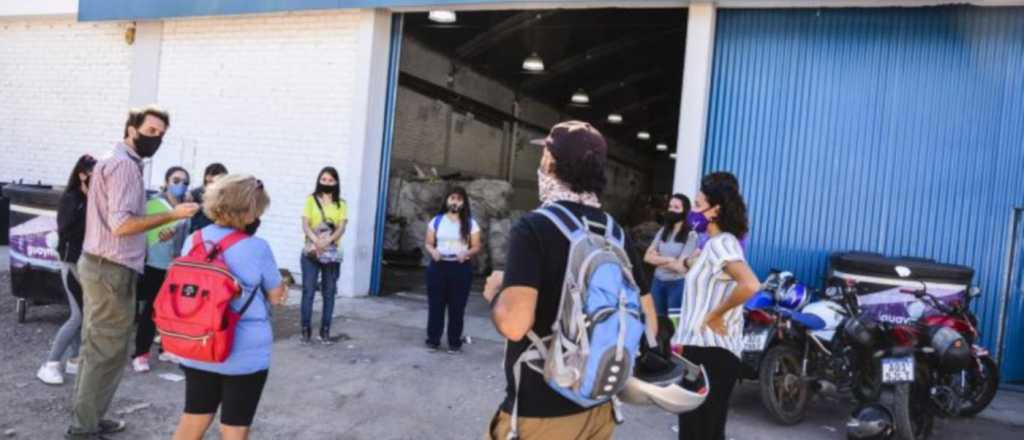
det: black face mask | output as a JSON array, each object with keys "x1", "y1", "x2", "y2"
[
  {"x1": 133, "y1": 133, "x2": 163, "y2": 158},
  {"x1": 447, "y1": 203, "x2": 463, "y2": 213},
  {"x1": 244, "y1": 219, "x2": 261, "y2": 236},
  {"x1": 663, "y1": 211, "x2": 686, "y2": 226},
  {"x1": 316, "y1": 183, "x2": 337, "y2": 195}
]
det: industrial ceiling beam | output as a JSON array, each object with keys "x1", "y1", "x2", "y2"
[
  {"x1": 520, "y1": 28, "x2": 683, "y2": 92},
  {"x1": 589, "y1": 70, "x2": 666, "y2": 101},
  {"x1": 455, "y1": 11, "x2": 558, "y2": 61}
]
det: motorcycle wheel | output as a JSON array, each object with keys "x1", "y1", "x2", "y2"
[
  {"x1": 758, "y1": 344, "x2": 809, "y2": 425},
  {"x1": 852, "y1": 358, "x2": 882, "y2": 403},
  {"x1": 957, "y1": 356, "x2": 1000, "y2": 417},
  {"x1": 882, "y1": 382, "x2": 935, "y2": 440}
]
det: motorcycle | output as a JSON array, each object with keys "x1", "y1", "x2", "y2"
[
  {"x1": 751, "y1": 275, "x2": 879, "y2": 425},
  {"x1": 740, "y1": 270, "x2": 805, "y2": 380},
  {"x1": 900, "y1": 283, "x2": 999, "y2": 417}
]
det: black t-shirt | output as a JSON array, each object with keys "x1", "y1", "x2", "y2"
[
  {"x1": 500, "y1": 202, "x2": 651, "y2": 418},
  {"x1": 56, "y1": 190, "x2": 87, "y2": 263}
]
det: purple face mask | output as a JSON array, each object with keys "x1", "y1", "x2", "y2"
[{"x1": 687, "y1": 210, "x2": 710, "y2": 234}]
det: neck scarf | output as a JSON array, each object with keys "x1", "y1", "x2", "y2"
[{"x1": 537, "y1": 169, "x2": 601, "y2": 208}]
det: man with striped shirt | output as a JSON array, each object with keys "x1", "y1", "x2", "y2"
[{"x1": 68, "y1": 106, "x2": 198, "y2": 440}]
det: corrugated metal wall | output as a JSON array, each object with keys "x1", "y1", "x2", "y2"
[{"x1": 703, "y1": 6, "x2": 1024, "y2": 373}]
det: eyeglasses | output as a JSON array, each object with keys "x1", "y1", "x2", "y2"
[{"x1": 256, "y1": 179, "x2": 264, "y2": 191}]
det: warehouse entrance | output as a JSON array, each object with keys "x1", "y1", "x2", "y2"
[{"x1": 375, "y1": 8, "x2": 687, "y2": 296}]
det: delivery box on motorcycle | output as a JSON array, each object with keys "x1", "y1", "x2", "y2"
[{"x1": 828, "y1": 252, "x2": 973, "y2": 325}]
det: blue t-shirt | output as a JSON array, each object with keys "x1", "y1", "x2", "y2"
[{"x1": 179, "y1": 224, "x2": 281, "y2": 375}]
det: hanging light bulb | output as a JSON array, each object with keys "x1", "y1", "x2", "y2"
[
  {"x1": 637, "y1": 131, "x2": 651, "y2": 140},
  {"x1": 669, "y1": 153, "x2": 678, "y2": 159},
  {"x1": 522, "y1": 53, "x2": 545, "y2": 72},
  {"x1": 607, "y1": 114, "x2": 623, "y2": 124},
  {"x1": 428, "y1": 10, "x2": 457, "y2": 24},
  {"x1": 656, "y1": 143, "x2": 669, "y2": 151},
  {"x1": 570, "y1": 89, "x2": 590, "y2": 105}
]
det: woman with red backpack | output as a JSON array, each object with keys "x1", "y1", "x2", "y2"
[{"x1": 170, "y1": 175, "x2": 288, "y2": 440}]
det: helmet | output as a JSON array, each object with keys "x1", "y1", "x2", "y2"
[
  {"x1": 618, "y1": 349, "x2": 709, "y2": 414},
  {"x1": 929, "y1": 326, "x2": 971, "y2": 372},
  {"x1": 847, "y1": 404, "x2": 894, "y2": 440},
  {"x1": 778, "y1": 283, "x2": 812, "y2": 310},
  {"x1": 843, "y1": 315, "x2": 877, "y2": 348}
]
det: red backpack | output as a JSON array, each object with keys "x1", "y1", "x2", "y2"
[{"x1": 153, "y1": 230, "x2": 255, "y2": 363}]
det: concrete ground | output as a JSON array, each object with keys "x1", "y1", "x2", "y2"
[{"x1": 1, "y1": 246, "x2": 1022, "y2": 439}]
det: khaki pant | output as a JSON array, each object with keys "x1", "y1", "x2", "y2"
[
  {"x1": 488, "y1": 404, "x2": 615, "y2": 440},
  {"x1": 70, "y1": 254, "x2": 137, "y2": 434}
]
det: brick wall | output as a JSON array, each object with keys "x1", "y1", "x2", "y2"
[
  {"x1": 153, "y1": 10, "x2": 365, "y2": 286},
  {"x1": 0, "y1": 18, "x2": 132, "y2": 184}
]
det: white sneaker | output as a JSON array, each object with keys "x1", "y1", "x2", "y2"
[
  {"x1": 158, "y1": 352, "x2": 181, "y2": 364},
  {"x1": 132, "y1": 355, "x2": 151, "y2": 373},
  {"x1": 36, "y1": 362, "x2": 64, "y2": 385},
  {"x1": 65, "y1": 358, "x2": 79, "y2": 375}
]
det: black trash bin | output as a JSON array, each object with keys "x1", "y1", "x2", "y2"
[
  {"x1": 3, "y1": 184, "x2": 65, "y2": 323},
  {"x1": 0, "y1": 182, "x2": 9, "y2": 245}
]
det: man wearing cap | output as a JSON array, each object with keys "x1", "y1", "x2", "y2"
[{"x1": 482, "y1": 121, "x2": 658, "y2": 439}]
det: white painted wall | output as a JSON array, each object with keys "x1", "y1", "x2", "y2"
[
  {"x1": 672, "y1": 2, "x2": 716, "y2": 198},
  {"x1": 151, "y1": 10, "x2": 384, "y2": 295},
  {"x1": 0, "y1": 17, "x2": 133, "y2": 184},
  {"x1": 0, "y1": 0, "x2": 76, "y2": 17}
]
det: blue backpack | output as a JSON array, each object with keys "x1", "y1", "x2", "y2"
[{"x1": 507, "y1": 202, "x2": 646, "y2": 439}]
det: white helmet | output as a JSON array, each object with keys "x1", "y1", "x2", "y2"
[{"x1": 617, "y1": 353, "x2": 709, "y2": 414}]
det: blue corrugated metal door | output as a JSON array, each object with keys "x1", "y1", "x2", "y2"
[{"x1": 703, "y1": 6, "x2": 1024, "y2": 381}]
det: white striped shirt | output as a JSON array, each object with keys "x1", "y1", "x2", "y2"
[{"x1": 674, "y1": 232, "x2": 746, "y2": 359}]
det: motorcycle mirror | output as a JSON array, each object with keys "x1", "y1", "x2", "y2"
[
  {"x1": 894, "y1": 266, "x2": 912, "y2": 278},
  {"x1": 969, "y1": 287, "x2": 981, "y2": 298}
]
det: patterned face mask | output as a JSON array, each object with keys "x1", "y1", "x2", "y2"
[{"x1": 537, "y1": 168, "x2": 601, "y2": 208}]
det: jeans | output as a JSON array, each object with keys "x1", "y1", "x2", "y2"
[
  {"x1": 651, "y1": 278, "x2": 685, "y2": 317},
  {"x1": 47, "y1": 263, "x2": 83, "y2": 362},
  {"x1": 426, "y1": 260, "x2": 472, "y2": 348},
  {"x1": 300, "y1": 255, "x2": 340, "y2": 330},
  {"x1": 71, "y1": 254, "x2": 137, "y2": 434}
]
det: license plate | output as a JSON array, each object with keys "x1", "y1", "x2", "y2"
[
  {"x1": 881, "y1": 356, "x2": 915, "y2": 383},
  {"x1": 743, "y1": 330, "x2": 769, "y2": 352}
]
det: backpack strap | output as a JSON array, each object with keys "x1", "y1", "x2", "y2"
[
  {"x1": 535, "y1": 202, "x2": 583, "y2": 240},
  {"x1": 602, "y1": 213, "x2": 625, "y2": 248},
  {"x1": 432, "y1": 214, "x2": 443, "y2": 232}
]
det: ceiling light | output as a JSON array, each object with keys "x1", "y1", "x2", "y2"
[
  {"x1": 428, "y1": 10, "x2": 457, "y2": 24},
  {"x1": 522, "y1": 53, "x2": 544, "y2": 72},
  {"x1": 656, "y1": 143, "x2": 668, "y2": 151},
  {"x1": 670, "y1": 153, "x2": 678, "y2": 159},
  {"x1": 570, "y1": 89, "x2": 590, "y2": 105},
  {"x1": 607, "y1": 114, "x2": 623, "y2": 124},
  {"x1": 637, "y1": 131, "x2": 651, "y2": 140}
]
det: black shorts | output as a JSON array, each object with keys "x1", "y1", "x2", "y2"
[{"x1": 181, "y1": 366, "x2": 269, "y2": 426}]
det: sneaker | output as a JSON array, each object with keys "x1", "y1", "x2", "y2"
[
  {"x1": 64, "y1": 430, "x2": 113, "y2": 440},
  {"x1": 317, "y1": 328, "x2": 335, "y2": 345},
  {"x1": 37, "y1": 361, "x2": 64, "y2": 385},
  {"x1": 300, "y1": 327, "x2": 312, "y2": 345},
  {"x1": 98, "y1": 419, "x2": 126, "y2": 434},
  {"x1": 157, "y1": 352, "x2": 181, "y2": 364},
  {"x1": 447, "y1": 346, "x2": 463, "y2": 355},
  {"x1": 425, "y1": 340, "x2": 440, "y2": 352},
  {"x1": 131, "y1": 355, "x2": 150, "y2": 373},
  {"x1": 65, "y1": 358, "x2": 80, "y2": 375}
]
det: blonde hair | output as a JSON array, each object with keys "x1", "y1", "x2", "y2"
[{"x1": 203, "y1": 174, "x2": 270, "y2": 229}]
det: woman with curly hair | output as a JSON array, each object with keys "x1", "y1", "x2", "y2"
[{"x1": 672, "y1": 174, "x2": 761, "y2": 440}]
